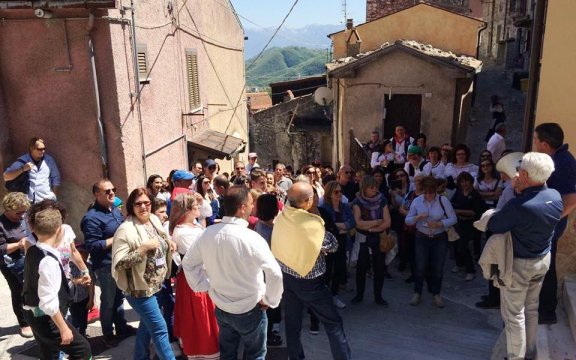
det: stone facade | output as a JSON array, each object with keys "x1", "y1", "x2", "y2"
[
  {"x1": 366, "y1": 0, "x2": 470, "y2": 22},
  {"x1": 251, "y1": 94, "x2": 332, "y2": 171}
]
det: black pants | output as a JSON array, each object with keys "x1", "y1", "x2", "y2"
[
  {"x1": 23, "y1": 310, "x2": 91, "y2": 360},
  {"x1": 324, "y1": 235, "x2": 348, "y2": 295},
  {"x1": 539, "y1": 219, "x2": 565, "y2": 320},
  {"x1": 69, "y1": 298, "x2": 89, "y2": 336},
  {"x1": 455, "y1": 220, "x2": 476, "y2": 273},
  {"x1": 0, "y1": 264, "x2": 28, "y2": 327},
  {"x1": 356, "y1": 241, "x2": 386, "y2": 301}
]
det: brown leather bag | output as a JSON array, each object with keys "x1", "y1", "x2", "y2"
[{"x1": 379, "y1": 232, "x2": 395, "y2": 253}]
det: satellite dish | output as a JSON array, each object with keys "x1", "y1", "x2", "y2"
[{"x1": 314, "y1": 87, "x2": 334, "y2": 106}]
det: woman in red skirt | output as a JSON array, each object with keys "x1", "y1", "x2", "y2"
[{"x1": 169, "y1": 193, "x2": 219, "y2": 359}]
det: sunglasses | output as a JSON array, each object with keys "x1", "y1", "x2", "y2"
[
  {"x1": 103, "y1": 188, "x2": 116, "y2": 195},
  {"x1": 236, "y1": 167, "x2": 245, "y2": 170},
  {"x1": 208, "y1": 166, "x2": 216, "y2": 170},
  {"x1": 35, "y1": 147, "x2": 46, "y2": 151},
  {"x1": 333, "y1": 190, "x2": 341, "y2": 195},
  {"x1": 134, "y1": 201, "x2": 151, "y2": 207},
  {"x1": 306, "y1": 171, "x2": 315, "y2": 175}
]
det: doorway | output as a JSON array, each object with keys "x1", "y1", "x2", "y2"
[{"x1": 383, "y1": 94, "x2": 422, "y2": 139}]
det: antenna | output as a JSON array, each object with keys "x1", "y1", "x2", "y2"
[{"x1": 342, "y1": 0, "x2": 347, "y2": 24}]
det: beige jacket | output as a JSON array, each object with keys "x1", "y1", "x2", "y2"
[
  {"x1": 475, "y1": 209, "x2": 513, "y2": 288},
  {"x1": 112, "y1": 214, "x2": 172, "y2": 295}
]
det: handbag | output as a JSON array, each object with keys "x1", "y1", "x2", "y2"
[
  {"x1": 438, "y1": 196, "x2": 460, "y2": 242},
  {"x1": 379, "y1": 232, "x2": 395, "y2": 253}
]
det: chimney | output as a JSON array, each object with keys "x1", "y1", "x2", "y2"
[{"x1": 346, "y1": 18, "x2": 354, "y2": 30}]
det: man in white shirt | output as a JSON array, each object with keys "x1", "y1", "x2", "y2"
[
  {"x1": 487, "y1": 123, "x2": 507, "y2": 162},
  {"x1": 182, "y1": 185, "x2": 283, "y2": 360}
]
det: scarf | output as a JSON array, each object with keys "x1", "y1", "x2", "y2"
[
  {"x1": 271, "y1": 205, "x2": 325, "y2": 277},
  {"x1": 355, "y1": 192, "x2": 384, "y2": 221}
]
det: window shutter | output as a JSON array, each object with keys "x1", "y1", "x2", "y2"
[
  {"x1": 186, "y1": 49, "x2": 200, "y2": 110},
  {"x1": 136, "y1": 44, "x2": 148, "y2": 81}
]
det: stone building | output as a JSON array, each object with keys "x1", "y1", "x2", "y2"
[
  {"x1": 251, "y1": 93, "x2": 332, "y2": 172},
  {"x1": 328, "y1": 3, "x2": 484, "y2": 169},
  {"x1": 0, "y1": 0, "x2": 247, "y2": 234}
]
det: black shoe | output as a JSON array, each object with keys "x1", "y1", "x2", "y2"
[
  {"x1": 475, "y1": 300, "x2": 500, "y2": 309},
  {"x1": 538, "y1": 316, "x2": 557, "y2": 325},
  {"x1": 398, "y1": 262, "x2": 406, "y2": 272},
  {"x1": 375, "y1": 298, "x2": 389, "y2": 307},
  {"x1": 351, "y1": 296, "x2": 363, "y2": 304},
  {"x1": 383, "y1": 271, "x2": 392, "y2": 279},
  {"x1": 405, "y1": 276, "x2": 414, "y2": 284},
  {"x1": 102, "y1": 334, "x2": 119, "y2": 348},
  {"x1": 267, "y1": 331, "x2": 283, "y2": 346},
  {"x1": 309, "y1": 323, "x2": 320, "y2": 335},
  {"x1": 116, "y1": 324, "x2": 137, "y2": 339}
]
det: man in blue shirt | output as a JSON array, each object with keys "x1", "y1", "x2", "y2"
[
  {"x1": 81, "y1": 179, "x2": 134, "y2": 347},
  {"x1": 533, "y1": 122, "x2": 576, "y2": 324},
  {"x1": 3, "y1": 137, "x2": 61, "y2": 203},
  {"x1": 487, "y1": 152, "x2": 562, "y2": 360}
]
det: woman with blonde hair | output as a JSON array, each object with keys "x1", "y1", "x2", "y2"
[{"x1": 169, "y1": 193, "x2": 219, "y2": 359}]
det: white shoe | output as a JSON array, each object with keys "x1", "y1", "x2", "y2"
[
  {"x1": 433, "y1": 295, "x2": 445, "y2": 308},
  {"x1": 409, "y1": 293, "x2": 421, "y2": 306},
  {"x1": 333, "y1": 296, "x2": 346, "y2": 309}
]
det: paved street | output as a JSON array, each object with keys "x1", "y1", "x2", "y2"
[{"x1": 1, "y1": 257, "x2": 503, "y2": 360}]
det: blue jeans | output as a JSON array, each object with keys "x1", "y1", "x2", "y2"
[
  {"x1": 414, "y1": 232, "x2": 448, "y2": 295},
  {"x1": 126, "y1": 295, "x2": 175, "y2": 360},
  {"x1": 94, "y1": 266, "x2": 128, "y2": 336},
  {"x1": 283, "y1": 273, "x2": 351, "y2": 360},
  {"x1": 155, "y1": 279, "x2": 175, "y2": 341},
  {"x1": 215, "y1": 305, "x2": 267, "y2": 360}
]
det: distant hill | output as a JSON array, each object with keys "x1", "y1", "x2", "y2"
[
  {"x1": 243, "y1": 24, "x2": 343, "y2": 59},
  {"x1": 246, "y1": 46, "x2": 329, "y2": 88}
]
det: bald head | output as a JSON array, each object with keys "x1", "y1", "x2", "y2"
[{"x1": 287, "y1": 182, "x2": 314, "y2": 210}]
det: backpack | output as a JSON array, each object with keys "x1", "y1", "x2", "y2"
[
  {"x1": 4, "y1": 159, "x2": 29, "y2": 194},
  {"x1": 407, "y1": 160, "x2": 429, "y2": 177}
]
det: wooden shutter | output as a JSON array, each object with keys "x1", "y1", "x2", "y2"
[{"x1": 186, "y1": 49, "x2": 201, "y2": 110}]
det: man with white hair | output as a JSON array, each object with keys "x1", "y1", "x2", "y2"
[{"x1": 486, "y1": 152, "x2": 563, "y2": 360}]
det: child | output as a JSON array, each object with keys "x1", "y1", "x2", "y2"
[
  {"x1": 22, "y1": 207, "x2": 91, "y2": 359},
  {"x1": 68, "y1": 246, "x2": 95, "y2": 337}
]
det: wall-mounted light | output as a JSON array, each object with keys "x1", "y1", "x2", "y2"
[{"x1": 34, "y1": 9, "x2": 53, "y2": 19}]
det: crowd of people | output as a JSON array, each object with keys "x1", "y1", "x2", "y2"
[{"x1": 0, "y1": 121, "x2": 575, "y2": 360}]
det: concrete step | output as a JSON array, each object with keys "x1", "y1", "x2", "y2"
[{"x1": 536, "y1": 306, "x2": 576, "y2": 360}]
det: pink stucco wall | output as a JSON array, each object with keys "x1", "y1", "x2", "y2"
[{"x1": 0, "y1": 3, "x2": 247, "y2": 237}]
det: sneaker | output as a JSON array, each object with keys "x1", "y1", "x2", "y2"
[
  {"x1": 464, "y1": 273, "x2": 476, "y2": 281},
  {"x1": 433, "y1": 295, "x2": 445, "y2": 308},
  {"x1": 333, "y1": 296, "x2": 346, "y2": 309},
  {"x1": 309, "y1": 323, "x2": 319, "y2": 335},
  {"x1": 20, "y1": 326, "x2": 33, "y2": 338},
  {"x1": 409, "y1": 293, "x2": 421, "y2": 306},
  {"x1": 475, "y1": 300, "x2": 500, "y2": 309}
]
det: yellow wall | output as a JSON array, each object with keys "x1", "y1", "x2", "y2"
[
  {"x1": 534, "y1": 0, "x2": 576, "y2": 283},
  {"x1": 535, "y1": 0, "x2": 576, "y2": 149},
  {"x1": 331, "y1": 4, "x2": 484, "y2": 59}
]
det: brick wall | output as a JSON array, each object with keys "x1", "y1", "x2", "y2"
[{"x1": 366, "y1": 0, "x2": 470, "y2": 22}]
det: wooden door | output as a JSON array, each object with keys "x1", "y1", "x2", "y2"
[{"x1": 383, "y1": 94, "x2": 422, "y2": 140}]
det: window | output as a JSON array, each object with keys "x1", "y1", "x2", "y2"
[
  {"x1": 137, "y1": 44, "x2": 149, "y2": 82},
  {"x1": 186, "y1": 49, "x2": 201, "y2": 111}
]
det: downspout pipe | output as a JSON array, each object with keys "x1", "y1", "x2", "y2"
[
  {"x1": 522, "y1": 0, "x2": 547, "y2": 152},
  {"x1": 86, "y1": 13, "x2": 109, "y2": 178},
  {"x1": 128, "y1": 0, "x2": 148, "y2": 183}
]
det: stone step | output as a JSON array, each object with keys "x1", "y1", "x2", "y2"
[{"x1": 564, "y1": 275, "x2": 576, "y2": 345}]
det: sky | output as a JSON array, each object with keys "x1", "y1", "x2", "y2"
[{"x1": 230, "y1": 0, "x2": 366, "y2": 29}]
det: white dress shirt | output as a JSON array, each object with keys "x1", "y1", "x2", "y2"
[
  {"x1": 173, "y1": 224, "x2": 204, "y2": 255},
  {"x1": 182, "y1": 216, "x2": 283, "y2": 314},
  {"x1": 35, "y1": 242, "x2": 63, "y2": 316}
]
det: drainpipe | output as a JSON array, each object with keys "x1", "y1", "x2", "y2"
[
  {"x1": 522, "y1": 0, "x2": 547, "y2": 152},
  {"x1": 488, "y1": 0, "x2": 496, "y2": 58},
  {"x1": 127, "y1": 0, "x2": 148, "y2": 182},
  {"x1": 86, "y1": 13, "x2": 109, "y2": 178}
]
